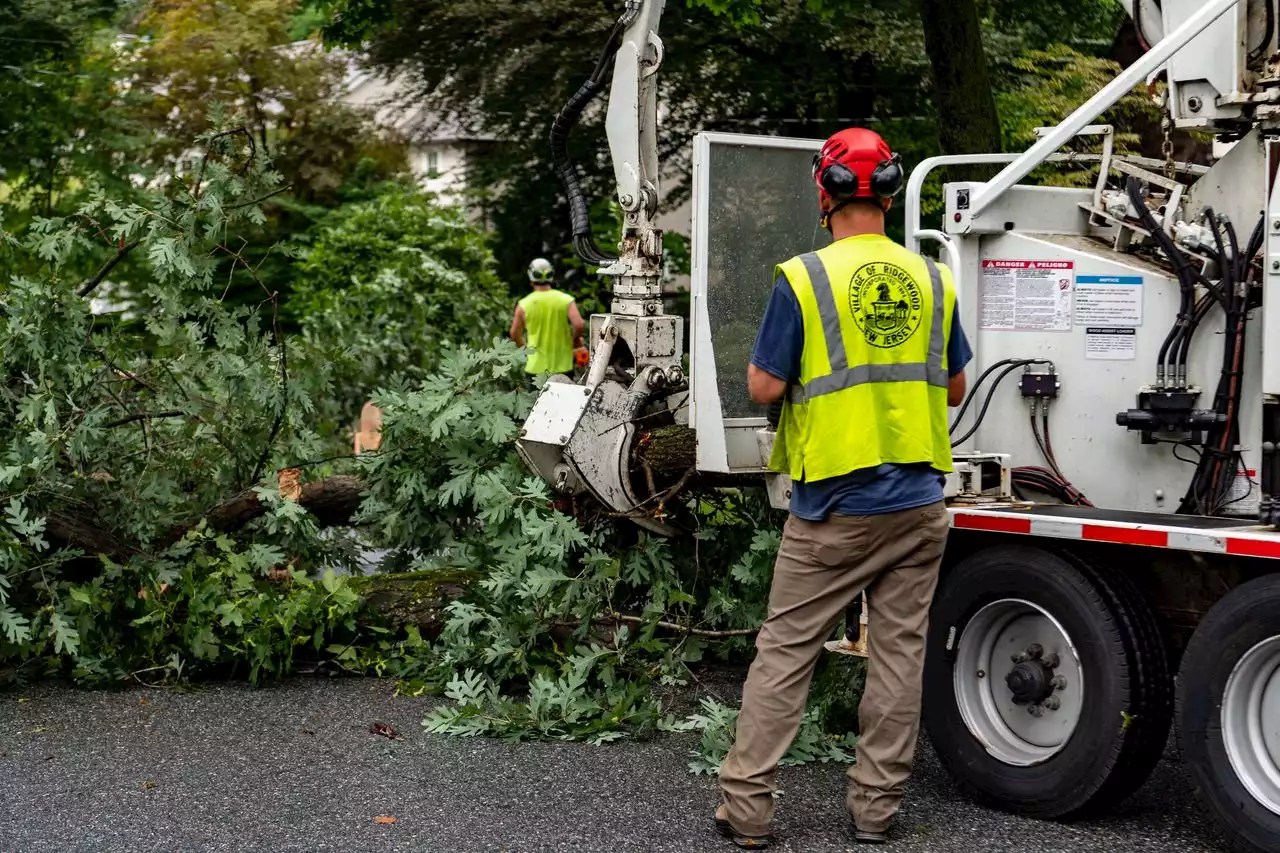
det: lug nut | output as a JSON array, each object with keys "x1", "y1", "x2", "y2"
[
  {"x1": 1011, "y1": 652, "x2": 1029, "y2": 664},
  {"x1": 1051, "y1": 675, "x2": 1067, "y2": 691},
  {"x1": 1044, "y1": 696, "x2": 1062, "y2": 711},
  {"x1": 1044, "y1": 653, "x2": 1060, "y2": 668},
  {"x1": 1027, "y1": 643, "x2": 1044, "y2": 660},
  {"x1": 1027, "y1": 704, "x2": 1045, "y2": 717}
]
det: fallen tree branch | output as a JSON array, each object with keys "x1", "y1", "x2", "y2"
[
  {"x1": 199, "y1": 474, "x2": 365, "y2": 535},
  {"x1": 558, "y1": 612, "x2": 758, "y2": 639},
  {"x1": 611, "y1": 613, "x2": 758, "y2": 638},
  {"x1": 46, "y1": 475, "x2": 367, "y2": 560}
]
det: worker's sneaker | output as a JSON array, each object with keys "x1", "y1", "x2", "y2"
[
  {"x1": 853, "y1": 825, "x2": 888, "y2": 844},
  {"x1": 713, "y1": 806, "x2": 774, "y2": 849}
]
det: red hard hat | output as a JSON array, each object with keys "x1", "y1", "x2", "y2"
[{"x1": 812, "y1": 127, "x2": 900, "y2": 202}]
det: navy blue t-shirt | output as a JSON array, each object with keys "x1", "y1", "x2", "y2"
[{"x1": 752, "y1": 267, "x2": 973, "y2": 522}]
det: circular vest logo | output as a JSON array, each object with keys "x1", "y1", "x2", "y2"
[{"x1": 848, "y1": 262, "x2": 925, "y2": 349}]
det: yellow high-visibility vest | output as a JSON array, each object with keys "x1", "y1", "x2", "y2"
[
  {"x1": 770, "y1": 234, "x2": 956, "y2": 482},
  {"x1": 519, "y1": 289, "x2": 575, "y2": 375}
]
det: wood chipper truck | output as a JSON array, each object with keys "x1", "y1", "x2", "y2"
[{"x1": 515, "y1": 1, "x2": 1280, "y2": 850}]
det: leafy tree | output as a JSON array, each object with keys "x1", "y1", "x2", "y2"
[
  {"x1": 318, "y1": 0, "x2": 1137, "y2": 289},
  {"x1": 292, "y1": 181, "x2": 507, "y2": 433},
  {"x1": 0, "y1": 131, "x2": 361, "y2": 682},
  {"x1": 0, "y1": 0, "x2": 144, "y2": 215},
  {"x1": 118, "y1": 0, "x2": 409, "y2": 312}
]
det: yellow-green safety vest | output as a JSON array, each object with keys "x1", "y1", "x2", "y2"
[
  {"x1": 519, "y1": 288, "x2": 576, "y2": 375},
  {"x1": 770, "y1": 234, "x2": 957, "y2": 482}
]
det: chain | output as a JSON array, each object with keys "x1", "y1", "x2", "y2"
[{"x1": 1162, "y1": 109, "x2": 1176, "y2": 182}]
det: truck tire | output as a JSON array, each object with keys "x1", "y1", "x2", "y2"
[
  {"x1": 923, "y1": 544, "x2": 1172, "y2": 818},
  {"x1": 1177, "y1": 574, "x2": 1280, "y2": 853}
]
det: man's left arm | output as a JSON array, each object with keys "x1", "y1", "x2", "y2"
[
  {"x1": 748, "y1": 275, "x2": 804, "y2": 405},
  {"x1": 946, "y1": 304, "x2": 974, "y2": 408}
]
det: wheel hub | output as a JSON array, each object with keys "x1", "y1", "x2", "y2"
[
  {"x1": 1006, "y1": 659, "x2": 1055, "y2": 705},
  {"x1": 953, "y1": 599, "x2": 1084, "y2": 767}
]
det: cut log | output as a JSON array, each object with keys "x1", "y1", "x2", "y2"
[
  {"x1": 203, "y1": 474, "x2": 365, "y2": 533},
  {"x1": 350, "y1": 569, "x2": 477, "y2": 638},
  {"x1": 634, "y1": 425, "x2": 697, "y2": 478}
]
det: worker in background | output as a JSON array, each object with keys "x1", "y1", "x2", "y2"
[
  {"x1": 509, "y1": 257, "x2": 586, "y2": 378},
  {"x1": 715, "y1": 128, "x2": 971, "y2": 849}
]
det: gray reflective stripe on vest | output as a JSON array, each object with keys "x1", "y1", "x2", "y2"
[
  {"x1": 798, "y1": 253, "x2": 949, "y2": 402},
  {"x1": 800, "y1": 252, "x2": 849, "y2": 373},
  {"x1": 925, "y1": 257, "x2": 946, "y2": 383}
]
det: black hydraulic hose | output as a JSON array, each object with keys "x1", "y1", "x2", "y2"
[
  {"x1": 549, "y1": 3, "x2": 643, "y2": 267},
  {"x1": 1178, "y1": 214, "x2": 1262, "y2": 515},
  {"x1": 1127, "y1": 178, "x2": 1196, "y2": 387},
  {"x1": 1176, "y1": 208, "x2": 1234, "y2": 383},
  {"x1": 949, "y1": 358, "x2": 1026, "y2": 433},
  {"x1": 551, "y1": 79, "x2": 614, "y2": 265},
  {"x1": 949, "y1": 358, "x2": 1051, "y2": 438},
  {"x1": 950, "y1": 362, "x2": 1040, "y2": 448}
]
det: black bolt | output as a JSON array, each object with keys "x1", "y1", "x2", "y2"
[
  {"x1": 1027, "y1": 643, "x2": 1044, "y2": 660},
  {"x1": 1044, "y1": 696, "x2": 1062, "y2": 711},
  {"x1": 1051, "y1": 675, "x2": 1067, "y2": 691},
  {"x1": 1011, "y1": 652, "x2": 1029, "y2": 664},
  {"x1": 1044, "y1": 653, "x2": 1060, "y2": 669},
  {"x1": 1027, "y1": 704, "x2": 1045, "y2": 717}
]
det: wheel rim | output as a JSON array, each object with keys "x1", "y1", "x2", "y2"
[
  {"x1": 953, "y1": 598, "x2": 1084, "y2": 767},
  {"x1": 1222, "y1": 636, "x2": 1280, "y2": 816}
]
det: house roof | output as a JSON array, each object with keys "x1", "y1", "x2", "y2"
[{"x1": 325, "y1": 45, "x2": 496, "y2": 143}]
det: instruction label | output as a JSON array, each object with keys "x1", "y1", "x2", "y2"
[
  {"x1": 980, "y1": 260, "x2": 1074, "y2": 332},
  {"x1": 1074, "y1": 275, "x2": 1144, "y2": 327},
  {"x1": 1084, "y1": 327, "x2": 1137, "y2": 361}
]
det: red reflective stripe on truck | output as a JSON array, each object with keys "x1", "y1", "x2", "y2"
[
  {"x1": 1081, "y1": 524, "x2": 1168, "y2": 548},
  {"x1": 952, "y1": 513, "x2": 1032, "y2": 535},
  {"x1": 1225, "y1": 537, "x2": 1280, "y2": 559}
]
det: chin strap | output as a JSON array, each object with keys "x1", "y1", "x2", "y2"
[{"x1": 819, "y1": 197, "x2": 857, "y2": 231}]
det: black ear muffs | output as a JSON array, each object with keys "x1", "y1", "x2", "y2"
[
  {"x1": 814, "y1": 152, "x2": 904, "y2": 202},
  {"x1": 870, "y1": 152, "x2": 904, "y2": 199},
  {"x1": 815, "y1": 158, "x2": 859, "y2": 201}
]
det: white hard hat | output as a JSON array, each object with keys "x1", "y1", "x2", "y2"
[{"x1": 528, "y1": 258, "x2": 554, "y2": 283}]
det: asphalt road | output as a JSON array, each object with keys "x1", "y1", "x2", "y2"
[{"x1": 0, "y1": 678, "x2": 1227, "y2": 853}]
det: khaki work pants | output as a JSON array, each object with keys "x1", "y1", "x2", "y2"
[{"x1": 718, "y1": 502, "x2": 949, "y2": 836}]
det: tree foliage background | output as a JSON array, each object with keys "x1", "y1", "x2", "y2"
[{"x1": 0, "y1": 0, "x2": 1165, "y2": 752}]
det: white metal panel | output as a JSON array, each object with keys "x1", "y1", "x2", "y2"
[
  {"x1": 954, "y1": 185, "x2": 1095, "y2": 238},
  {"x1": 521, "y1": 382, "x2": 591, "y2": 444},
  {"x1": 1185, "y1": 129, "x2": 1268, "y2": 241},
  {"x1": 960, "y1": 232, "x2": 1263, "y2": 515},
  {"x1": 689, "y1": 132, "x2": 827, "y2": 474},
  {"x1": 1164, "y1": 0, "x2": 1247, "y2": 122}
]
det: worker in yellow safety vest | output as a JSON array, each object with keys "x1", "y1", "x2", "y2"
[
  {"x1": 715, "y1": 128, "x2": 972, "y2": 849},
  {"x1": 509, "y1": 258, "x2": 587, "y2": 378}
]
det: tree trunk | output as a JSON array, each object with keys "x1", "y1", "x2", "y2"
[
  {"x1": 918, "y1": 0, "x2": 1003, "y2": 158},
  {"x1": 203, "y1": 475, "x2": 365, "y2": 533},
  {"x1": 46, "y1": 475, "x2": 367, "y2": 560},
  {"x1": 350, "y1": 570, "x2": 477, "y2": 638},
  {"x1": 634, "y1": 425, "x2": 698, "y2": 478}
]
